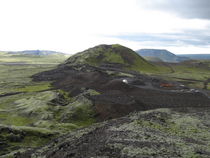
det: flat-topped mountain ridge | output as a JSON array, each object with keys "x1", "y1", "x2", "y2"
[{"x1": 137, "y1": 49, "x2": 189, "y2": 63}]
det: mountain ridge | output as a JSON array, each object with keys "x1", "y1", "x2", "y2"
[
  {"x1": 7, "y1": 50, "x2": 65, "y2": 56},
  {"x1": 136, "y1": 49, "x2": 189, "y2": 63},
  {"x1": 178, "y1": 54, "x2": 210, "y2": 60}
]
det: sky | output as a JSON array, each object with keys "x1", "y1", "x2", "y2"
[{"x1": 0, "y1": 0, "x2": 210, "y2": 54}]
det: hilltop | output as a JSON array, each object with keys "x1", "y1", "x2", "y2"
[
  {"x1": 65, "y1": 44, "x2": 157, "y2": 72},
  {"x1": 136, "y1": 49, "x2": 189, "y2": 63}
]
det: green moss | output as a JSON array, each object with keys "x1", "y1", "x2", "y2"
[
  {"x1": 55, "y1": 123, "x2": 79, "y2": 131},
  {"x1": 85, "y1": 89, "x2": 101, "y2": 96},
  {"x1": 57, "y1": 95, "x2": 96, "y2": 125},
  {"x1": 134, "y1": 114, "x2": 205, "y2": 137},
  {"x1": 0, "y1": 64, "x2": 56, "y2": 94},
  {"x1": 18, "y1": 135, "x2": 51, "y2": 147},
  {"x1": 57, "y1": 89, "x2": 72, "y2": 101},
  {"x1": 15, "y1": 82, "x2": 52, "y2": 92},
  {"x1": 122, "y1": 146, "x2": 158, "y2": 157},
  {"x1": 104, "y1": 51, "x2": 125, "y2": 64},
  {"x1": 0, "y1": 95, "x2": 21, "y2": 111},
  {"x1": 130, "y1": 57, "x2": 157, "y2": 73},
  {"x1": 0, "y1": 114, "x2": 34, "y2": 126},
  {"x1": 0, "y1": 56, "x2": 74, "y2": 156},
  {"x1": 111, "y1": 44, "x2": 122, "y2": 48},
  {"x1": 108, "y1": 109, "x2": 210, "y2": 157},
  {"x1": 0, "y1": 124, "x2": 57, "y2": 156}
]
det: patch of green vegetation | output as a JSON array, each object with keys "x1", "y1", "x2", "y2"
[
  {"x1": 0, "y1": 137, "x2": 48, "y2": 156},
  {"x1": 109, "y1": 108, "x2": 210, "y2": 157},
  {"x1": 0, "y1": 95, "x2": 20, "y2": 111},
  {"x1": 54, "y1": 94, "x2": 96, "y2": 128},
  {"x1": 0, "y1": 113, "x2": 34, "y2": 126},
  {"x1": 84, "y1": 89, "x2": 101, "y2": 96},
  {"x1": 168, "y1": 65, "x2": 210, "y2": 80},
  {"x1": 0, "y1": 87, "x2": 97, "y2": 142},
  {"x1": 15, "y1": 82, "x2": 52, "y2": 92},
  {"x1": 0, "y1": 65, "x2": 55, "y2": 95},
  {"x1": 144, "y1": 56, "x2": 163, "y2": 62},
  {"x1": 17, "y1": 135, "x2": 50, "y2": 147},
  {"x1": 150, "y1": 60, "x2": 210, "y2": 89},
  {"x1": 130, "y1": 55, "x2": 158, "y2": 73},
  {"x1": 0, "y1": 52, "x2": 69, "y2": 64},
  {"x1": 0, "y1": 124, "x2": 57, "y2": 156},
  {"x1": 116, "y1": 72, "x2": 134, "y2": 77},
  {"x1": 104, "y1": 51, "x2": 125, "y2": 64},
  {"x1": 155, "y1": 65, "x2": 173, "y2": 73},
  {"x1": 14, "y1": 91, "x2": 56, "y2": 117},
  {"x1": 0, "y1": 54, "x2": 92, "y2": 156},
  {"x1": 85, "y1": 46, "x2": 126, "y2": 66},
  {"x1": 57, "y1": 89, "x2": 72, "y2": 101}
]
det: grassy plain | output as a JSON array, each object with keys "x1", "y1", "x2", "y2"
[
  {"x1": 0, "y1": 53, "x2": 94, "y2": 156},
  {"x1": 150, "y1": 60, "x2": 210, "y2": 90}
]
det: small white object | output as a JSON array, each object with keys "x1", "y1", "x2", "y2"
[{"x1": 122, "y1": 79, "x2": 128, "y2": 84}]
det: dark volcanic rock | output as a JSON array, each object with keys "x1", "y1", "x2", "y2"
[
  {"x1": 15, "y1": 108, "x2": 210, "y2": 158},
  {"x1": 32, "y1": 44, "x2": 210, "y2": 121},
  {"x1": 32, "y1": 63, "x2": 210, "y2": 122}
]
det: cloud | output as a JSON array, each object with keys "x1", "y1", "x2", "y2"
[
  {"x1": 138, "y1": 0, "x2": 210, "y2": 19},
  {"x1": 0, "y1": 0, "x2": 209, "y2": 54},
  {"x1": 112, "y1": 30, "x2": 210, "y2": 47}
]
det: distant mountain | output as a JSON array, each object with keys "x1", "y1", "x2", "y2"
[
  {"x1": 136, "y1": 49, "x2": 189, "y2": 63},
  {"x1": 177, "y1": 54, "x2": 210, "y2": 60},
  {"x1": 8, "y1": 50, "x2": 65, "y2": 56},
  {"x1": 0, "y1": 50, "x2": 70, "y2": 64}
]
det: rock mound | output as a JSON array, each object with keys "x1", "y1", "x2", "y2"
[{"x1": 65, "y1": 44, "x2": 156, "y2": 72}]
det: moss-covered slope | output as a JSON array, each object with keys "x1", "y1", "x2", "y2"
[
  {"x1": 17, "y1": 108, "x2": 210, "y2": 158},
  {"x1": 65, "y1": 44, "x2": 157, "y2": 72}
]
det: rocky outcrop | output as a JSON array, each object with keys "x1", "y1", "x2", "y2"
[{"x1": 16, "y1": 108, "x2": 210, "y2": 158}]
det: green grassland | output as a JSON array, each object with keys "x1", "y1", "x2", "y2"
[
  {"x1": 150, "y1": 60, "x2": 210, "y2": 90},
  {"x1": 0, "y1": 51, "x2": 70, "y2": 64},
  {"x1": 0, "y1": 64, "x2": 54, "y2": 94},
  {"x1": 0, "y1": 54, "x2": 97, "y2": 156}
]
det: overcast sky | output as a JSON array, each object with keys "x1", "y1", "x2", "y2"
[{"x1": 0, "y1": 0, "x2": 210, "y2": 54}]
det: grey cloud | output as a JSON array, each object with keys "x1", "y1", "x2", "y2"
[
  {"x1": 138, "y1": 0, "x2": 210, "y2": 19},
  {"x1": 112, "y1": 31, "x2": 210, "y2": 47}
]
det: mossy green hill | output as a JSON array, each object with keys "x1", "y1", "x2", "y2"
[{"x1": 65, "y1": 44, "x2": 157, "y2": 72}]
